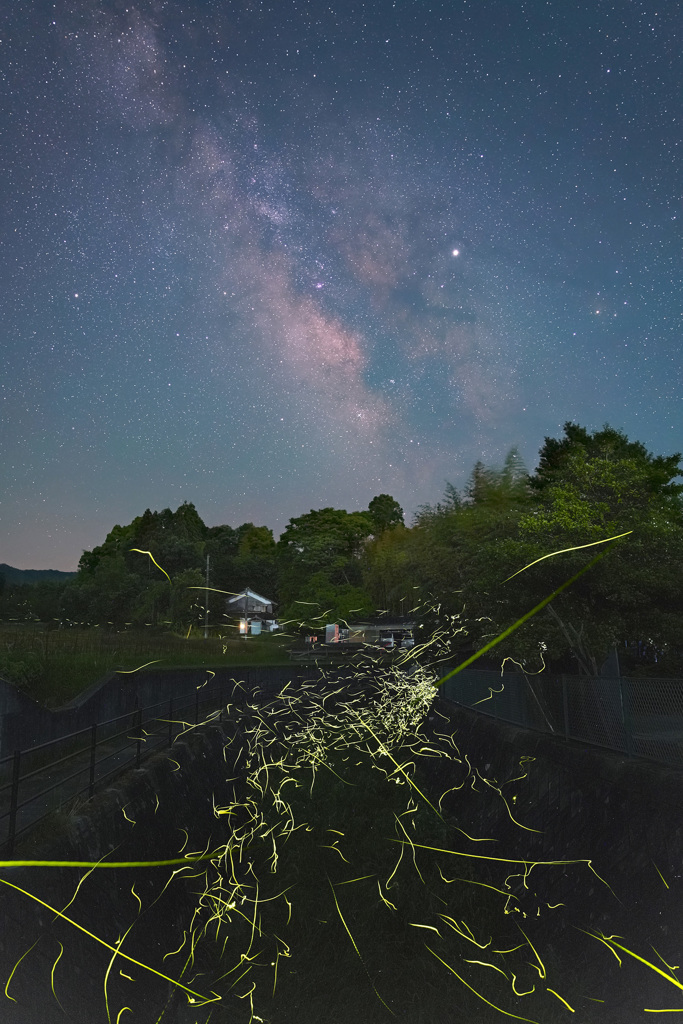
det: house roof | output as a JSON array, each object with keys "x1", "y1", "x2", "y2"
[{"x1": 226, "y1": 587, "x2": 275, "y2": 607}]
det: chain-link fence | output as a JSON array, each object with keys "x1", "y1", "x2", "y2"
[{"x1": 438, "y1": 670, "x2": 683, "y2": 767}]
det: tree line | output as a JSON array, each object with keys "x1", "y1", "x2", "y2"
[{"x1": 2, "y1": 423, "x2": 682, "y2": 674}]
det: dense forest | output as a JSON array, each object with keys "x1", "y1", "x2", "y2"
[{"x1": 2, "y1": 422, "x2": 682, "y2": 674}]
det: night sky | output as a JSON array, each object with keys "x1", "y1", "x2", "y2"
[{"x1": 2, "y1": 0, "x2": 681, "y2": 569}]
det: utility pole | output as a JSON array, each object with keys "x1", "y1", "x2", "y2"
[{"x1": 204, "y1": 554, "x2": 210, "y2": 639}]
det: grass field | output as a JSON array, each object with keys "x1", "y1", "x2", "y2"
[{"x1": 0, "y1": 623, "x2": 294, "y2": 707}]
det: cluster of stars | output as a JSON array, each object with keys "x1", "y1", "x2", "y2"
[{"x1": 1, "y1": 0, "x2": 680, "y2": 569}]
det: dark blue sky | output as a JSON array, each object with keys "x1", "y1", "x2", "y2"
[{"x1": 2, "y1": 0, "x2": 681, "y2": 568}]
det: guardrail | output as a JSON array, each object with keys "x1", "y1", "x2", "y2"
[
  {"x1": 438, "y1": 670, "x2": 683, "y2": 768},
  {"x1": 0, "y1": 679, "x2": 236, "y2": 855}
]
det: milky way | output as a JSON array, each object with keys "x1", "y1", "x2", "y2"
[{"x1": 2, "y1": 0, "x2": 681, "y2": 567}]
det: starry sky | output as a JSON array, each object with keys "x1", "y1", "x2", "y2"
[{"x1": 2, "y1": 0, "x2": 681, "y2": 569}]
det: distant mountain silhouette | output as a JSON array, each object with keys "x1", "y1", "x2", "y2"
[{"x1": 0, "y1": 563, "x2": 77, "y2": 585}]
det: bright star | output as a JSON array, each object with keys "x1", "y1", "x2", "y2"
[{"x1": 452, "y1": 249, "x2": 459, "y2": 257}]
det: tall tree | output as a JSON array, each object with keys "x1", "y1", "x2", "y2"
[
  {"x1": 204, "y1": 524, "x2": 239, "y2": 592},
  {"x1": 66, "y1": 503, "x2": 209, "y2": 626},
  {"x1": 395, "y1": 433, "x2": 683, "y2": 673},
  {"x1": 231, "y1": 525, "x2": 278, "y2": 598},
  {"x1": 531, "y1": 422, "x2": 683, "y2": 499},
  {"x1": 62, "y1": 554, "x2": 141, "y2": 628},
  {"x1": 514, "y1": 427, "x2": 683, "y2": 670},
  {"x1": 367, "y1": 494, "x2": 404, "y2": 535},
  {"x1": 168, "y1": 568, "x2": 206, "y2": 630},
  {"x1": 276, "y1": 507, "x2": 374, "y2": 620},
  {"x1": 362, "y1": 524, "x2": 415, "y2": 615},
  {"x1": 423, "y1": 430, "x2": 683, "y2": 672}
]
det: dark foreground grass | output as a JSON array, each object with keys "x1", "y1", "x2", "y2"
[
  {"x1": 151, "y1": 669, "x2": 617, "y2": 1024},
  {"x1": 178, "y1": 754, "x2": 548, "y2": 1024}
]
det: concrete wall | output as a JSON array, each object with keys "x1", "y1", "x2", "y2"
[
  {"x1": 425, "y1": 694, "x2": 683, "y2": 902},
  {"x1": 0, "y1": 663, "x2": 561, "y2": 761},
  {"x1": 0, "y1": 663, "x2": 523, "y2": 760},
  {"x1": 0, "y1": 677, "x2": 41, "y2": 720}
]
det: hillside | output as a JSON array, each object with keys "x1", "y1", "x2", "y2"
[{"x1": 0, "y1": 564, "x2": 77, "y2": 586}]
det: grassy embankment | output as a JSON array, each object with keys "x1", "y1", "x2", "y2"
[{"x1": 0, "y1": 624, "x2": 294, "y2": 708}]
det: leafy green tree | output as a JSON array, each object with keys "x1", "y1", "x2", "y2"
[
  {"x1": 68, "y1": 504, "x2": 208, "y2": 626},
  {"x1": 237, "y1": 525, "x2": 275, "y2": 557},
  {"x1": 277, "y1": 508, "x2": 373, "y2": 582},
  {"x1": 0, "y1": 580, "x2": 68, "y2": 623},
  {"x1": 512, "y1": 427, "x2": 683, "y2": 670},
  {"x1": 133, "y1": 533, "x2": 204, "y2": 579},
  {"x1": 231, "y1": 525, "x2": 278, "y2": 598},
  {"x1": 171, "y1": 501, "x2": 207, "y2": 541},
  {"x1": 277, "y1": 507, "x2": 375, "y2": 620},
  {"x1": 362, "y1": 524, "x2": 415, "y2": 615},
  {"x1": 126, "y1": 503, "x2": 206, "y2": 578},
  {"x1": 531, "y1": 422, "x2": 683, "y2": 499},
  {"x1": 77, "y1": 523, "x2": 136, "y2": 575},
  {"x1": 62, "y1": 555, "x2": 141, "y2": 627},
  {"x1": 412, "y1": 482, "x2": 461, "y2": 528},
  {"x1": 367, "y1": 494, "x2": 404, "y2": 535},
  {"x1": 205, "y1": 524, "x2": 240, "y2": 593},
  {"x1": 412, "y1": 429, "x2": 683, "y2": 673},
  {"x1": 283, "y1": 571, "x2": 374, "y2": 625},
  {"x1": 129, "y1": 579, "x2": 171, "y2": 627},
  {"x1": 404, "y1": 450, "x2": 533, "y2": 629},
  {"x1": 466, "y1": 447, "x2": 530, "y2": 508}
]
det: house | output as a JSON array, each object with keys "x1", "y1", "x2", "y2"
[{"x1": 225, "y1": 588, "x2": 279, "y2": 634}]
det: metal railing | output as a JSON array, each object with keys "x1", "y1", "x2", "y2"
[
  {"x1": 439, "y1": 670, "x2": 683, "y2": 768},
  {"x1": 0, "y1": 679, "x2": 236, "y2": 855},
  {"x1": 4, "y1": 668, "x2": 681, "y2": 856}
]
